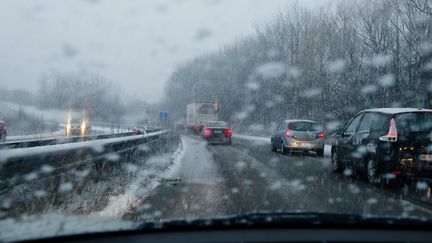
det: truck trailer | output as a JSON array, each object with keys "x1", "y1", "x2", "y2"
[{"x1": 186, "y1": 102, "x2": 219, "y2": 133}]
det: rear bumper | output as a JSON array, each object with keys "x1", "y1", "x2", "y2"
[
  {"x1": 381, "y1": 160, "x2": 432, "y2": 180},
  {"x1": 203, "y1": 135, "x2": 231, "y2": 144},
  {"x1": 285, "y1": 139, "x2": 324, "y2": 151},
  {"x1": 400, "y1": 165, "x2": 432, "y2": 180}
]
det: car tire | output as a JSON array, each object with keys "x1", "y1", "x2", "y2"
[
  {"x1": 271, "y1": 140, "x2": 276, "y2": 152},
  {"x1": 317, "y1": 149, "x2": 324, "y2": 157},
  {"x1": 331, "y1": 150, "x2": 343, "y2": 173},
  {"x1": 280, "y1": 141, "x2": 288, "y2": 155},
  {"x1": 366, "y1": 158, "x2": 381, "y2": 184}
]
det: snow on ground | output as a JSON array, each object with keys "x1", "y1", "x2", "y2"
[
  {"x1": 96, "y1": 141, "x2": 184, "y2": 218},
  {"x1": 95, "y1": 135, "x2": 221, "y2": 219},
  {"x1": 0, "y1": 213, "x2": 136, "y2": 242},
  {"x1": 173, "y1": 136, "x2": 222, "y2": 185},
  {"x1": 6, "y1": 130, "x2": 65, "y2": 142}
]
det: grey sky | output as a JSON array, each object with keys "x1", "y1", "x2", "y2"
[{"x1": 0, "y1": 0, "x2": 330, "y2": 103}]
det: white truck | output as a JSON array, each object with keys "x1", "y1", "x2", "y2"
[{"x1": 186, "y1": 102, "x2": 219, "y2": 133}]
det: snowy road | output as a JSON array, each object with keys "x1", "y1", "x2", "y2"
[{"x1": 124, "y1": 135, "x2": 432, "y2": 222}]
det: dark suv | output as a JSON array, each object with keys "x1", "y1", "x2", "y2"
[{"x1": 331, "y1": 108, "x2": 432, "y2": 184}]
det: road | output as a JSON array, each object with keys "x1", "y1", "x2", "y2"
[{"x1": 123, "y1": 135, "x2": 432, "y2": 222}]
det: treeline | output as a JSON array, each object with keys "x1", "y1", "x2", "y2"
[
  {"x1": 36, "y1": 72, "x2": 126, "y2": 121},
  {"x1": 164, "y1": 0, "x2": 432, "y2": 129}
]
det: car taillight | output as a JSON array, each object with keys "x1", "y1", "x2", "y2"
[
  {"x1": 224, "y1": 128, "x2": 232, "y2": 135},
  {"x1": 204, "y1": 128, "x2": 212, "y2": 134},
  {"x1": 379, "y1": 118, "x2": 398, "y2": 142},
  {"x1": 285, "y1": 129, "x2": 293, "y2": 137},
  {"x1": 317, "y1": 131, "x2": 325, "y2": 139}
]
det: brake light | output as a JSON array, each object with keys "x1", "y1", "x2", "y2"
[
  {"x1": 285, "y1": 129, "x2": 293, "y2": 137},
  {"x1": 317, "y1": 131, "x2": 325, "y2": 139},
  {"x1": 224, "y1": 128, "x2": 232, "y2": 135},
  {"x1": 379, "y1": 118, "x2": 398, "y2": 142},
  {"x1": 204, "y1": 128, "x2": 212, "y2": 134}
]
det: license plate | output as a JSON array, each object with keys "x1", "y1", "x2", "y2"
[
  {"x1": 420, "y1": 154, "x2": 432, "y2": 161},
  {"x1": 214, "y1": 130, "x2": 222, "y2": 134}
]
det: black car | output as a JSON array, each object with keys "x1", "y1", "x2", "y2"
[
  {"x1": 331, "y1": 108, "x2": 432, "y2": 184},
  {"x1": 201, "y1": 121, "x2": 232, "y2": 145}
]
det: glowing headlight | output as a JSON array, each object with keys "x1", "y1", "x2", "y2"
[
  {"x1": 66, "y1": 123, "x2": 71, "y2": 135},
  {"x1": 81, "y1": 121, "x2": 86, "y2": 135}
]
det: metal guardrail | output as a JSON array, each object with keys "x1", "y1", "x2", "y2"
[
  {"x1": 0, "y1": 132, "x2": 136, "y2": 149},
  {"x1": 0, "y1": 130, "x2": 170, "y2": 190}
]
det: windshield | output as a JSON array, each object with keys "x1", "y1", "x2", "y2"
[
  {"x1": 396, "y1": 112, "x2": 432, "y2": 133},
  {"x1": 1, "y1": 0, "x2": 432, "y2": 242}
]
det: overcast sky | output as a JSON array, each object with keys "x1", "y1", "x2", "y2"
[{"x1": 0, "y1": 0, "x2": 330, "y2": 103}]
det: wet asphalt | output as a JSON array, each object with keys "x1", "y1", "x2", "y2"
[{"x1": 124, "y1": 135, "x2": 432, "y2": 222}]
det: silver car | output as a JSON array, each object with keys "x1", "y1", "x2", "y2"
[{"x1": 271, "y1": 119, "x2": 325, "y2": 156}]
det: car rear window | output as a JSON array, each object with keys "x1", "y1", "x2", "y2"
[
  {"x1": 288, "y1": 122, "x2": 322, "y2": 131},
  {"x1": 395, "y1": 112, "x2": 432, "y2": 133}
]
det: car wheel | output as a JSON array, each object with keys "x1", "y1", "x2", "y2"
[
  {"x1": 317, "y1": 149, "x2": 324, "y2": 157},
  {"x1": 271, "y1": 140, "x2": 276, "y2": 152},
  {"x1": 280, "y1": 141, "x2": 288, "y2": 155},
  {"x1": 331, "y1": 151, "x2": 343, "y2": 173},
  {"x1": 366, "y1": 158, "x2": 381, "y2": 184}
]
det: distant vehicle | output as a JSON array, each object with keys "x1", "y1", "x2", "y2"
[
  {"x1": 174, "y1": 120, "x2": 186, "y2": 134},
  {"x1": 66, "y1": 118, "x2": 91, "y2": 136},
  {"x1": 186, "y1": 102, "x2": 219, "y2": 133},
  {"x1": 331, "y1": 108, "x2": 432, "y2": 184},
  {"x1": 132, "y1": 127, "x2": 145, "y2": 135},
  {"x1": 0, "y1": 120, "x2": 6, "y2": 142},
  {"x1": 271, "y1": 119, "x2": 325, "y2": 156},
  {"x1": 202, "y1": 121, "x2": 232, "y2": 145}
]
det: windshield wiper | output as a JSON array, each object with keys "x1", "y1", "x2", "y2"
[{"x1": 136, "y1": 212, "x2": 432, "y2": 230}]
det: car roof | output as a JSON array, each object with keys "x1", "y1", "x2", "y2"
[{"x1": 361, "y1": 108, "x2": 432, "y2": 114}]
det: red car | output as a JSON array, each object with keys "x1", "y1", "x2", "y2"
[{"x1": 0, "y1": 120, "x2": 6, "y2": 142}]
